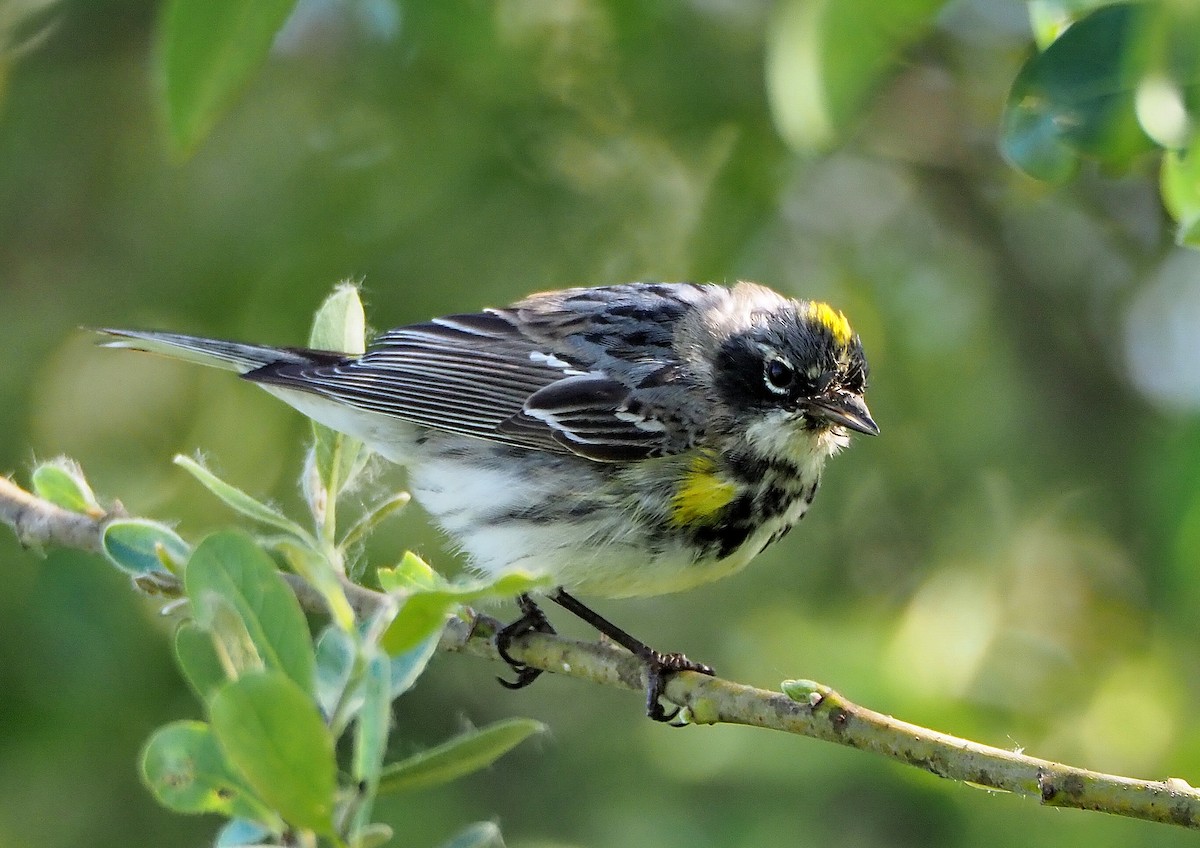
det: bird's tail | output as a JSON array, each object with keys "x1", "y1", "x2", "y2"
[{"x1": 96, "y1": 329, "x2": 338, "y2": 374}]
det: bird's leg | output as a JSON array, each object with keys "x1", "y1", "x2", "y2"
[
  {"x1": 549, "y1": 587, "x2": 714, "y2": 724},
  {"x1": 495, "y1": 593, "x2": 557, "y2": 689}
]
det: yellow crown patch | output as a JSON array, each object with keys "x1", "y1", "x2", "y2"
[{"x1": 805, "y1": 302, "x2": 853, "y2": 347}]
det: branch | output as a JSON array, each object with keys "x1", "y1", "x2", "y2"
[
  {"x1": 0, "y1": 474, "x2": 113, "y2": 553},
  {"x1": 3, "y1": 475, "x2": 1199, "y2": 829}
]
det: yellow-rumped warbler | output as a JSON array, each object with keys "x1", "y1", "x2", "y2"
[{"x1": 101, "y1": 281, "x2": 876, "y2": 721}]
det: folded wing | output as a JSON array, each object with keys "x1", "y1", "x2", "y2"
[{"x1": 245, "y1": 309, "x2": 679, "y2": 462}]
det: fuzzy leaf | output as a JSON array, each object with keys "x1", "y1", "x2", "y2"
[
  {"x1": 31, "y1": 460, "x2": 102, "y2": 516},
  {"x1": 174, "y1": 455, "x2": 315, "y2": 544},
  {"x1": 308, "y1": 283, "x2": 367, "y2": 508},
  {"x1": 377, "y1": 718, "x2": 546, "y2": 795}
]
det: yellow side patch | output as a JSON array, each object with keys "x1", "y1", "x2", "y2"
[
  {"x1": 805, "y1": 301, "x2": 853, "y2": 347},
  {"x1": 671, "y1": 451, "x2": 736, "y2": 527}
]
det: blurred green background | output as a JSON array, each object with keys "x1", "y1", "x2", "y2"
[{"x1": 3, "y1": 0, "x2": 1200, "y2": 846}]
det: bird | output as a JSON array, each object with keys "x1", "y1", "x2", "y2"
[{"x1": 100, "y1": 281, "x2": 877, "y2": 721}]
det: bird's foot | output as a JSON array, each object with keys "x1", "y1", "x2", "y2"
[{"x1": 495, "y1": 593, "x2": 556, "y2": 690}]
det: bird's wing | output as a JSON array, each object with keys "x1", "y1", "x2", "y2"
[{"x1": 243, "y1": 307, "x2": 690, "y2": 462}]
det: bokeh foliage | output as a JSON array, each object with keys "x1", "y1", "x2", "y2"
[{"x1": 2, "y1": 0, "x2": 1200, "y2": 846}]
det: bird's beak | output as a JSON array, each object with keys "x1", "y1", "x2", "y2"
[{"x1": 807, "y1": 393, "x2": 879, "y2": 436}]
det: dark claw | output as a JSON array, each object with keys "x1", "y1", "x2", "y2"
[
  {"x1": 497, "y1": 665, "x2": 543, "y2": 690},
  {"x1": 495, "y1": 594, "x2": 556, "y2": 690},
  {"x1": 546, "y1": 588, "x2": 716, "y2": 723},
  {"x1": 642, "y1": 650, "x2": 715, "y2": 724}
]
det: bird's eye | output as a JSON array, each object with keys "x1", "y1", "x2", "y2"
[{"x1": 764, "y1": 358, "x2": 795, "y2": 393}]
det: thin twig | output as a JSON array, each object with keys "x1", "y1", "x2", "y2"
[
  {"x1": 0, "y1": 475, "x2": 111, "y2": 552},
  {"x1": 3, "y1": 474, "x2": 1199, "y2": 829}
]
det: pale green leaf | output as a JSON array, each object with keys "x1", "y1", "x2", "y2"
[
  {"x1": 31, "y1": 459, "x2": 102, "y2": 516},
  {"x1": 438, "y1": 822, "x2": 503, "y2": 848},
  {"x1": 378, "y1": 718, "x2": 545, "y2": 795},
  {"x1": 174, "y1": 455, "x2": 316, "y2": 545}
]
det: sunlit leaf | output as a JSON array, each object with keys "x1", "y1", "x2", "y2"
[
  {"x1": 377, "y1": 551, "x2": 445, "y2": 593},
  {"x1": 185, "y1": 531, "x2": 315, "y2": 692},
  {"x1": 209, "y1": 671, "x2": 337, "y2": 835},
  {"x1": 377, "y1": 718, "x2": 546, "y2": 795},
  {"x1": 158, "y1": 0, "x2": 300, "y2": 155},
  {"x1": 31, "y1": 459, "x2": 101, "y2": 516},
  {"x1": 380, "y1": 569, "x2": 547, "y2": 656},
  {"x1": 205, "y1": 594, "x2": 265, "y2": 678},
  {"x1": 273, "y1": 538, "x2": 355, "y2": 633}
]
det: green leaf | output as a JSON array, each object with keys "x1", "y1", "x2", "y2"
[
  {"x1": 389, "y1": 630, "x2": 441, "y2": 699},
  {"x1": 273, "y1": 538, "x2": 356, "y2": 633},
  {"x1": 353, "y1": 650, "x2": 391, "y2": 788},
  {"x1": 186, "y1": 531, "x2": 315, "y2": 692},
  {"x1": 175, "y1": 622, "x2": 228, "y2": 702},
  {"x1": 1001, "y1": 3, "x2": 1158, "y2": 181},
  {"x1": 378, "y1": 718, "x2": 546, "y2": 795},
  {"x1": 353, "y1": 824, "x2": 396, "y2": 848},
  {"x1": 308, "y1": 281, "x2": 367, "y2": 356},
  {"x1": 158, "y1": 0, "x2": 300, "y2": 155},
  {"x1": 438, "y1": 822, "x2": 503, "y2": 848},
  {"x1": 313, "y1": 625, "x2": 356, "y2": 719},
  {"x1": 380, "y1": 569, "x2": 547, "y2": 656},
  {"x1": 766, "y1": 0, "x2": 944, "y2": 151},
  {"x1": 216, "y1": 819, "x2": 276, "y2": 847},
  {"x1": 348, "y1": 648, "x2": 391, "y2": 835},
  {"x1": 379, "y1": 592, "x2": 455, "y2": 656},
  {"x1": 206, "y1": 594, "x2": 266, "y2": 678},
  {"x1": 209, "y1": 671, "x2": 337, "y2": 835},
  {"x1": 31, "y1": 459, "x2": 102, "y2": 516},
  {"x1": 174, "y1": 454, "x2": 316, "y2": 545},
  {"x1": 340, "y1": 492, "x2": 411, "y2": 552},
  {"x1": 1163, "y1": 143, "x2": 1200, "y2": 244},
  {"x1": 102, "y1": 519, "x2": 190, "y2": 576},
  {"x1": 141, "y1": 720, "x2": 281, "y2": 827},
  {"x1": 377, "y1": 551, "x2": 446, "y2": 593},
  {"x1": 307, "y1": 283, "x2": 367, "y2": 517}
]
